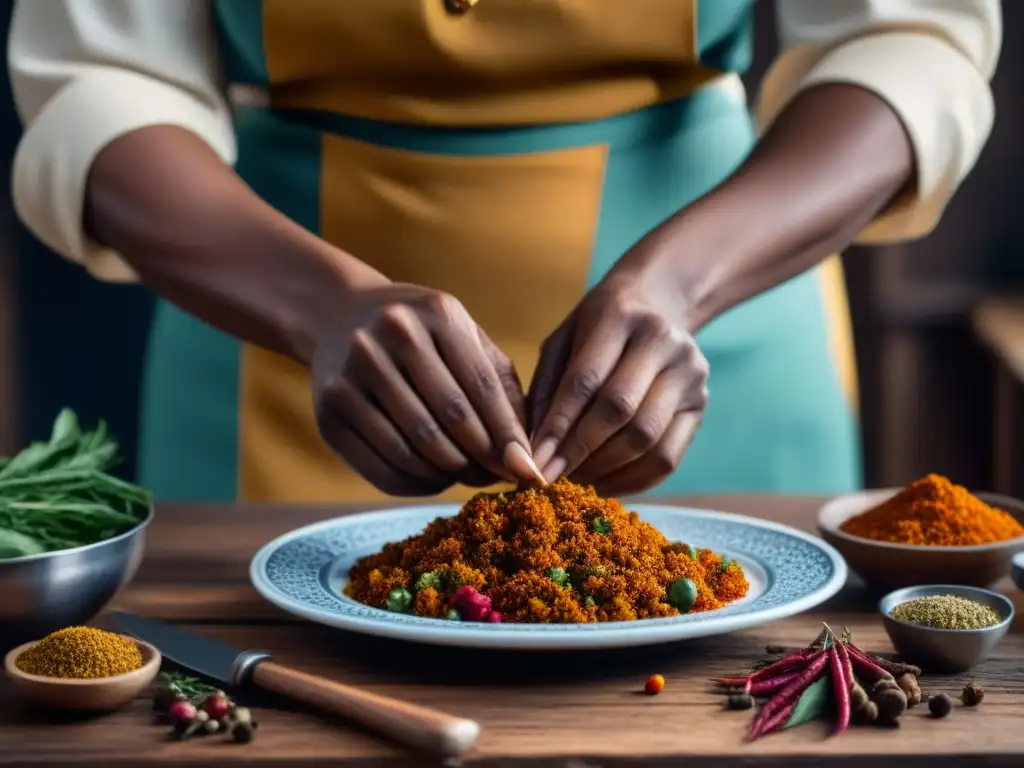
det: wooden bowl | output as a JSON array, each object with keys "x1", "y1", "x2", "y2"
[
  {"x1": 3, "y1": 636, "x2": 161, "y2": 711},
  {"x1": 817, "y1": 490, "x2": 1024, "y2": 589}
]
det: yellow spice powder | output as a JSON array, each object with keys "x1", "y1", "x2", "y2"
[{"x1": 15, "y1": 626, "x2": 143, "y2": 679}]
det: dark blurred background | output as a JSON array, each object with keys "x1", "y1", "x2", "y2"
[{"x1": 0, "y1": 1, "x2": 1021, "y2": 494}]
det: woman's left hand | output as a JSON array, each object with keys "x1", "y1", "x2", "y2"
[{"x1": 528, "y1": 249, "x2": 708, "y2": 496}]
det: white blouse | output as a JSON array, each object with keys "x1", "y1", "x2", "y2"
[{"x1": 7, "y1": 0, "x2": 1001, "y2": 282}]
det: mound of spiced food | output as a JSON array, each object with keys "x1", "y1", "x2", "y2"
[
  {"x1": 344, "y1": 480, "x2": 749, "y2": 623},
  {"x1": 840, "y1": 474, "x2": 1024, "y2": 547}
]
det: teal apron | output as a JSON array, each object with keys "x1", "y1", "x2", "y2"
[{"x1": 139, "y1": 0, "x2": 860, "y2": 502}]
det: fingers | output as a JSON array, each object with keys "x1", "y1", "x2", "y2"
[
  {"x1": 570, "y1": 372, "x2": 680, "y2": 484},
  {"x1": 532, "y1": 319, "x2": 631, "y2": 479},
  {"x1": 555, "y1": 325, "x2": 686, "y2": 479},
  {"x1": 321, "y1": 377, "x2": 439, "y2": 481},
  {"x1": 480, "y1": 329, "x2": 528, "y2": 431},
  {"x1": 527, "y1": 320, "x2": 574, "y2": 440},
  {"x1": 428, "y1": 298, "x2": 541, "y2": 483},
  {"x1": 591, "y1": 410, "x2": 703, "y2": 497},
  {"x1": 317, "y1": 409, "x2": 453, "y2": 497},
  {"x1": 346, "y1": 327, "x2": 470, "y2": 475}
]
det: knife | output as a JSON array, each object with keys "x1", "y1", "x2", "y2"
[{"x1": 113, "y1": 612, "x2": 480, "y2": 757}]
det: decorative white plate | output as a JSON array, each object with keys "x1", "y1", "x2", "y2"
[{"x1": 250, "y1": 504, "x2": 847, "y2": 650}]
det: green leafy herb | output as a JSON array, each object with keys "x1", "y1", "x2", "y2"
[
  {"x1": 784, "y1": 673, "x2": 833, "y2": 730},
  {"x1": 414, "y1": 571, "x2": 442, "y2": 591},
  {"x1": 546, "y1": 567, "x2": 570, "y2": 588},
  {"x1": 584, "y1": 595, "x2": 596, "y2": 608},
  {"x1": 0, "y1": 409, "x2": 151, "y2": 560},
  {"x1": 720, "y1": 555, "x2": 734, "y2": 572},
  {"x1": 592, "y1": 517, "x2": 612, "y2": 535},
  {"x1": 159, "y1": 671, "x2": 218, "y2": 705},
  {"x1": 0, "y1": 529, "x2": 46, "y2": 558},
  {"x1": 686, "y1": 544, "x2": 698, "y2": 559},
  {"x1": 784, "y1": 630, "x2": 834, "y2": 729}
]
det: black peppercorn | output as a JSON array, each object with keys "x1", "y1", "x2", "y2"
[
  {"x1": 928, "y1": 693, "x2": 953, "y2": 719},
  {"x1": 875, "y1": 688, "x2": 907, "y2": 724},
  {"x1": 961, "y1": 682, "x2": 984, "y2": 707},
  {"x1": 727, "y1": 693, "x2": 754, "y2": 711},
  {"x1": 443, "y1": 0, "x2": 477, "y2": 14}
]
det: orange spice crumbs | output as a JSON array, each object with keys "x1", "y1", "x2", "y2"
[
  {"x1": 840, "y1": 474, "x2": 1024, "y2": 546},
  {"x1": 344, "y1": 479, "x2": 749, "y2": 623}
]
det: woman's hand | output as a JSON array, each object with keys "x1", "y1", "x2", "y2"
[
  {"x1": 528, "y1": 254, "x2": 708, "y2": 496},
  {"x1": 311, "y1": 283, "x2": 542, "y2": 496}
]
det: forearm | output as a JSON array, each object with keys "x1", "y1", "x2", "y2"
[
  {"x1": 647, "y1": 84, "x2": 914, "y2": 332},
  {"x1": 85, "y1": 126, "x2": 387, "y2": 364}
]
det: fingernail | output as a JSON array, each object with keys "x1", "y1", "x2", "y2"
[
  {"x1": 503, "y1": 442, "x2": 547, "y2": 486},
  {"x1": 533, "y1": 438, "x2": 558, "y2": 469},
  {"x1": 542, "y1": 456, "x2": 568, "y2": 484}
]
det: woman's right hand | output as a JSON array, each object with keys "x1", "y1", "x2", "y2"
[{"x1": 311, "y1": 284, "x2": 540, "y2": 496}]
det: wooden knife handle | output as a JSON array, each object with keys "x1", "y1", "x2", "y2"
[{"x1": 251, "y1": 660, "x2": 480, "y2": 757}]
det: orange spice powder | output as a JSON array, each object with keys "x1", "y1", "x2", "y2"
[
  {"x1": 840, "y1": 474, "x2": 1024, "y2": 546},
  {"x1": 345, "y1": 479, "x2": 749, "y2": 623}
]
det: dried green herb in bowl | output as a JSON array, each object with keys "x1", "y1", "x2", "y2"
[{"x1": 889, "y1": 595, "x2": 1001, "y2": 630}]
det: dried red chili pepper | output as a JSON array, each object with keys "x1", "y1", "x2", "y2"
[
  {"x1": 847, "y1": 646, "x2": 896, "y2": 683},
  {"x1": 747, "y1": 669, "x2": 802, "y2": 696},
  {"x1": 828, "y1": 646, "x2": 850, "y2": 736},
  {"x1": 750, "y1": 652, "x2": 830, "y2": 739}
]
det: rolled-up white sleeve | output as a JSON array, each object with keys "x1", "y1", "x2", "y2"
[
  {"x1": 9, "y1": 0, "x2": 235, "y2": 281},
  {"x1": 756, "y1": 0, "x2": 1001, "y2": 244}
]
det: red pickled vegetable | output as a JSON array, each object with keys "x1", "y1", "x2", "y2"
[
  {"x1": 485, "y1": 610, "x2": 502, "y2": 623},
  {"x1": 450, "y1": 586, "x2": 492, "y2": 622},
  {"x1": 828, "y1": 646, "x2": 850, "y2": 736},
  {"x1": 847, "y1": 646, "x2": 895, "y2": 682},
  {"x1": 750, "y1": 652, "x2": 829, "y2": 739}
]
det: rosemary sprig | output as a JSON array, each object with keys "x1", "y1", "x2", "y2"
[{"x1": 159, "y1": 671, "x2": 220, "y2": 705}]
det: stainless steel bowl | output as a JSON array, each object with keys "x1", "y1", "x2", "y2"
[
  {"x1": 879, "y1": 584, "x2": 1013, "y2": 673},
  {"x1": 0, "y1": 506, "x2": 152, "y2": 652}
]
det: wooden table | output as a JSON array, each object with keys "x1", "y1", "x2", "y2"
[{"x1": 3, "y1": 495, "x2": 1024, "y2": 766}]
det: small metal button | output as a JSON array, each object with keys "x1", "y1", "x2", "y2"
[{"x1": 444, "y1": 0, "x2": 478, "y2": 15}]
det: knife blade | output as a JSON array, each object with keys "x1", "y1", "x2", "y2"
[
  {"x1": 113, "y1": 611, "x2": 480, "y2": 757},
  {"x1": 113, "y1": 611, "x2": 268, "y2": 689}
]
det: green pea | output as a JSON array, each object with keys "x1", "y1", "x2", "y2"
[
  {"x1": 386, "y1": 587, "x2": 413, "y2": 613},
  {"x1": 593, "y1": 517, "x2": 612, "y2": 535},
  {"x1": 546, "y1": 567, "x2": 570, "y2": 588},
  {"x1": 444, "y1": 608, "x2": 461, "y2": 621},
  {"x1": 414, "y1": 571, "x2": 442, "y2": 591},
  {"x1": 667, "y1": 578, "x2": 698, "y2": 613}
]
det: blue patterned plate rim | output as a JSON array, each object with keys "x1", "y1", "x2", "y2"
[{"x1": 250, "y1": 503, "x2": 848, "y2": 650}]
